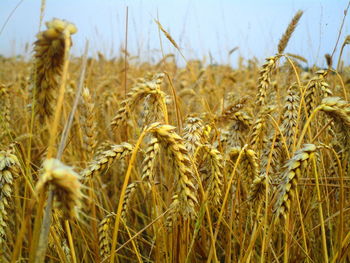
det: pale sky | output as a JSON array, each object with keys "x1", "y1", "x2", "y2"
[{"x1": 0, "y1": 0, "x2": 349, "y2": 67}]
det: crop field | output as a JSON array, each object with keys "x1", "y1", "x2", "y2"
[{"x1": 1, "y1": 4, "x2": 350, "y2": 263}]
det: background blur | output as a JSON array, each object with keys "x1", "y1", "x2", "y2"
[{"x1": 0, "y1": 0, "x2": 349, "y2": 67}]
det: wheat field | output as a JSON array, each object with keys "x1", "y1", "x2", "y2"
[{"x1": 1, "y1": 6, "x2": 350, "y2": 263}]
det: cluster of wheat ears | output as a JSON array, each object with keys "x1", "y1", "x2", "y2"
[{"x1": 1, "y1": 7, "x2": 350, "y2": 263}]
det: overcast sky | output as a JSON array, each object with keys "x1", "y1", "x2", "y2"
[{"x1": 0, "y1": 0, "x2": 349, "y2": 67}]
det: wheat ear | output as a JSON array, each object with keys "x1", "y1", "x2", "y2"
[
  {"x1": 183, "y1": 115, "x2": 204, "y2": 155},
  {"x1": 35, "y1": 158, "x2": 82, "y2": 219},
  {"x1": 199, "y1": 144, "x2": 224, "y2": 206},
  {"x1": 281, "y1": 83, "x2": 300, "y2": 149},
  {"x1": 110, "y1": 73, "x2": 166, "y2": 129},
  {"x1": 98, "y1": 213, "x2": 115, "y2": 260},
  {"x1": 0, "y1": 150, "x2": 19, "y2": 246},
  {"x1": 304, "y1": 70, "x2": 330, "y2": 118},
  {"x1": 274, "y1": 144, "x2": 316, "y2": 220},
  {"x1": 32, "y1": 18, "x2": 77, "y2": 121},
  {"x1": 250, "y1": 105, "x2": 274, "y2": 151},
  {"x1": 0, "y1": 84, "x2": 10, "y2": 134},
  {"x1": 141, "y1": 137, "x2": 160, "y2": 183},
  {"x1": 277, "y1": 10, "x2": 303, "y2": 54},
  {"x1": 82, "y1": 142, "x2": 133, "y2": 178},
  {"x1": 121, "y1": 182, "x2": 139, "y2": 221},
  {"x1": 319, "y1": 97, "x2": 350, "y2": 151},
  {"x1": 80, "y1": 87, "x2": 98, "y2": 158},
  {"x1": 255, "y1": 55, "x2": 281, "y2": 107},
  {"x1": 148, "y1": 123, "x2": 198, "y2": 220}
]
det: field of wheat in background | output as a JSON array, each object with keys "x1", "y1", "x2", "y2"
[{"x1": 1, "y1": 5, "x2": 350, "y2": 263}]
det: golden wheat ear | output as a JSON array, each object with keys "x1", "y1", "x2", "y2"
[
  {"x1": 274, "y1": 144, "x2": 316, "y2": 221},
  {"x1": 80, "y1": 87, "x2": 98, "y2": 158},
  {"x1": 278, "y1": 10, "x2": 303, "y2": 54},
  {"x1": 183, "y1": 115, "x2": 204, "y2": 155},
  {"x1": 147, "y1": 122, "x2": 198, "y2": 222},
  {"x1": 98, "y1": 213, "x2": 115, "y2": 260},
  {"x1": 110, "y1": 73, "x2": 166, "y2": 130},
  {"x1": 0, "y1": 150, "x2": 20, "y2": 245},
  {"x1": 32, "y1": 18, "x2": 77, "y2": 122},
  {"x1": 35, "y1": 158, "x2": 82, "y2": 219}
]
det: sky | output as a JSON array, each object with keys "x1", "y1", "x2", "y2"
[{"x1": 0, "y1": 0, "x2": 349, "y2": 67}]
